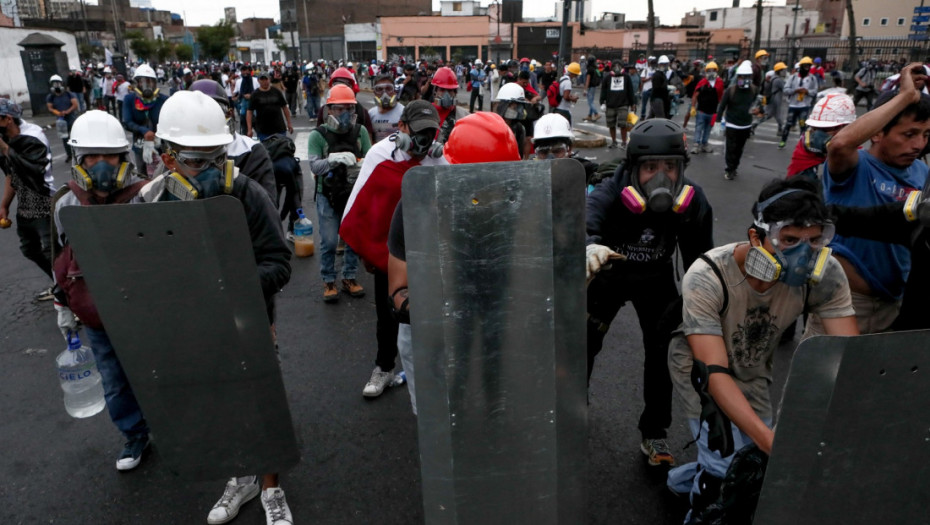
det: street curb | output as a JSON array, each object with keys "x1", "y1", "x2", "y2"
[{"x1": 574, "y1": 128, "x2": 608, "y2": 148}]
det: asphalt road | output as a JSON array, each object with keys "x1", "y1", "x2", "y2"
[{"x1": 1, "y1": 85, "x2": 833, "y2": 524}]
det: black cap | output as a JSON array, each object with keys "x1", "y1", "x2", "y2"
[
  {"x1": 258, "y1": 71, "x2": 270, "y2": 79},
  {"x1": 401, "y1": 100, "x2": 440, "y2": 133}
]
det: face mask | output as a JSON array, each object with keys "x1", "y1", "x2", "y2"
[
  {"x1": 799, "y1": 66, "x2": 810, "y2": 77},
  {"x1": 375, "y1": 93, "x2": 396, "y2": 109},
  {"x1": 503, "y1": 105, "x2": 526, "y2": 121},
  {"x1": 392, "y1": 130, "x2": 441, "y2": 158},
  {"x1": 71, "y1": 161, "x2": 131, "y2": 193},
  {"x1": 164, "y1": 162, "x2": 232, "y2": 201},
  {"x1": 52, "y1": 86, "x2": 63, "y2": 94},
  {"x1": 737, "y1": 78, "x2": 750, "y2": 89},
  {"x1": 621, "y1": 161, "x2": 694, "y2": 214},
  {"x1": 745, "y1": 243, "x2": 831, "y2": 287},
  {"x1": 706, "y1": 72, "x2": 717, "y2": 80},
  {"x1": 436, "y1": 92, "x2": 455, "y2": 108},
  {"x1": 326, "y1": 111, "x2": 356, "y2": 133},
  {"x1": 778, "y1": 70, "x2": 786, "y2": 77}
]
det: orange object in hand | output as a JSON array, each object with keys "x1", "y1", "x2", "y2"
[{"x1": 0, "y1": 218, "x2": 12, "y2": 229}]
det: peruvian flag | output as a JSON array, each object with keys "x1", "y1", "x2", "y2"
[{"x1": 340, "y1": 137, "x2": 448, "y2": 273}]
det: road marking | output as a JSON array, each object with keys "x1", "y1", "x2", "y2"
[{"x1": 294, "y1": 131, "x2": 310, "y2": 159}]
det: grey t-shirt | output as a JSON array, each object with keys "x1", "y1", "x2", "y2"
[
  {"x1": 668, "y1": 242, "x2": 854, "y2": 420},
  {"x1": 557, "y1": 76, "x2": 574, "y2": 111}
]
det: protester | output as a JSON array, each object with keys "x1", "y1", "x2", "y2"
[
  {"x1": 716, "y1": 61, "x2": 757, "y2": 180},
  {"x1": 779, "y1": 57, "x2": 818, "y2": 149},
  {"x1": 690, "y1": 61, "x2": 724, "y2": 155},
  {"x1": 600, "y1": 62, "x2": 636, "y2": 149}
]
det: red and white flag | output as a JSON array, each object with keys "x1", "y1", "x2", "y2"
[{"x1": 340, "y1": 137, "x2": 447, "y2": 273}]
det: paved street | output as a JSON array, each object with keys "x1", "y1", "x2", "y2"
[{"x1": 1, "y1": 85, "x2": 837, "y2": 524}]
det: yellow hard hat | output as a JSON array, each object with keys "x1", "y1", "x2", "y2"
[
  {"x1": 567, "y1": 62, "x2": 582, "y2": 75},
  {"x1": 799, "y1": 56, "x2": 814, "y2": 65},
  {"x1": 754, "y1": 49, "x2": 769, "y2": 59},
  {"x1": 773, "y1": 62, "x2": 787, "y2": 72},
  {"x1": 705, "y1": 61, "x2": 718, "y2": 71}
]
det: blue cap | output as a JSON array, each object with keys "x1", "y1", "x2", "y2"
[{"x1": 0, "y1": 98, "x2": 23, "y2": 119}]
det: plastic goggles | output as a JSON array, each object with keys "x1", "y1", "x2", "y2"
[
  {"x1": 757, "y1": 220, "x2": 836, "y2": 250},
  {"x1": 373, "y1": 85, "x2": 396, "y2": 95},
  {"x1": 168, "y1": 146, "x2": 227, "y2": 172},
  {"x1": 535, "y1": 145, "x2": 569, "y2": 158}
]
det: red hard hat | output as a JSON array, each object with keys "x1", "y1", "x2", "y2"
[
  {"x1": 443, "y1": 112, "x2": 520, "y2": 165},
  {"x1": 520, "y1": 57, "x2": 530, "y2": 63},
  {"x1": 330, "y1": 67, "x2": 359, "y2": 93},
  {"x1": 431, "y1": 67, "x2": 459, "y2": 89}
]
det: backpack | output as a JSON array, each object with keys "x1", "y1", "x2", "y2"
[
  {"x1": 762, "y1": 77, "x2": 774, "y2": 100},
  {"x1": 261, "y1": 134, "x2": 296, "y2": 161},
  {"x1": 547, "y1": 79, "x2": 563, "y2": 107},
  {"x1": 314, "y1": 124, "x2": 363, "y2": 216}
]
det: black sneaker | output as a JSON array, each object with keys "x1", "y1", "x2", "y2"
[
  {"x1": 724, "y1": 170, "x2": 736, "y2": 181},
  {"x1": 116, "y1": 434, "x2": 150, "y2": 471},
  {"x1": 34, "y1": 286, "x2": 55, "y2": 301}
]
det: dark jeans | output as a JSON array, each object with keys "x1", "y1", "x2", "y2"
[
  {"x1": 373, "y1": 270, "x2": 400, "y2": 372},
  {"x1": 853, "y1": 89, "x2": 875, "y2": 111},
  {"x1": 84, "y1": 326, "x2": 149, "y2": 440},
  {"x1": 780, "y1": 106, "x2": 810, "y2": 143},
  {"x1": 469, "y1": 88, "x2": 483, "y2": 113},
  {"x1": 724, "y1": 126, "x2": 752, "y2": 172},
  {"x1": 16, "y1": 215, "x2": 53, "y2": 279},
  {"x1": 640, "y1": 89, "x2": 652, "y2": 119},
  {"x1": 587, "y1": 264, "x2": 679, "y2": 439},
  {"x1": 273, "y1": 156, "x2": 302, "y2": 232},
  {"x1": 285, "y1": 89, "x2": 298, "y2": 116}
]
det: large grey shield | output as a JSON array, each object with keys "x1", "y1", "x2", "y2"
[
  {"x1": 756, "y1": 332, "x2": 930, "y2": 524},
  {"x1": 60, "y1": 197, "x2": 299, "y2": 480},
  {"x1": 403, "y1": 159, "x2": 587, "y2": 524}
]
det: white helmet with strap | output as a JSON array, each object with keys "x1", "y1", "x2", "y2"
[
  {"x1": 495, "y1": 82, "x2": 527, "y2": 102},
  {"x1": 155, "y1": 91, "x2": 233, "y2": 147},
  {"x1": 533, "y1": 113, "x2": 573, "y2": 143},
  {"x1": 133, "y1": 64, "x2": 157, "y2": 80}
]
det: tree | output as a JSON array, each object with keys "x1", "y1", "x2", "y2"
[
  {"x1": 846, "y1": 0, "x2": 858, "y2": 73},
  {"x1": 754, "y1": 0, "x2": 763, "y2": 54},
  {"x1": 197, "y1": 21, "x2": 235, "y2": 61},
  {"x1": 175, "y1": 44, "x2": 194, "y2": 62},
  {"x1": 647, "y1": 0, "x2": 655, "y2": 57},
  {"x1": 128, "y1": 37, "x2": 155, "y2": 62},
  {"x1": 155, "y1": 39, "x2": 174, "y2": 63}
]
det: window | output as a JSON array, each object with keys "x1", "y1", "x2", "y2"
[
  {"x1": 880, "y1": 17, "x2": 888, "y2": 26},
  {"x1": 898, "y1": 17, "x2": 906, "y2": 25},
  {"x1": 862, "y1": 18, "x2": 870, "y2": 26},
  {"x1": 452, "y1": 1, "x2": 462, "y2": 11},
  {"x1": 709, "y1": 11, "x2": 718, "y2": 21}
]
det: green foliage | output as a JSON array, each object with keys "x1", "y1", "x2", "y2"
[
  {"x1": 124, "y1": 30, "x2": 145, "y2": 41},
  {"x1": 129, "y1": 37, "x2": 155, "y2": 61},
  {"x1": 155, "y1": 39, "x2": 174, "y2": 63},
  {"x1": 175, "y1": 44, "x2": 194, "y2": 62},
  {"x1": 197, "y1": 21, "x2": 235, "y2": 61},
  {"x1": 78, "y1": 43, "x2": 103, "y2": 62}
]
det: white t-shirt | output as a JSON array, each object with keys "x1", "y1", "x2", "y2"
[
  {"x1": 115, "y1": 81, "x2": 130, "y2": 102},
  {"x1": 368, "y1": 103, "x2": 405, "y2": 143},
  {"x1": 221, "y1": 73, "x2": 232, "y2": 97},
  {"x1": 233, "y1": 77, "x2": 260, "y2": 97},
  {"x1": 641, "y1": 67, "x2": 655, "y2": 92},
  {"x1": 557, "y1": 75, "x2": 574, "y2": 111}
]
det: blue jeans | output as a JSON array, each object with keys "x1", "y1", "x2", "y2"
[
  {"x1": 694, "y1": 112, "x2": 714, "y2": 146},
  {"x1": 306, "y1": 95, "x2": 321, "y2": 119},
  {"x1": 640, "y1": 89, "x2": 652, "y2": 119},
  {"x1": 83, "y1": 326, "x2": 149, "y2": 440},
  {"x1": 586, "y1": 86, "x2": 598, "y2": 117},
  {"x1": 316, "y1": 195, "x2": 358, "y2": 283},
  {"x1": 781, "y1": 106, "x2": 810, "y2": 143}
]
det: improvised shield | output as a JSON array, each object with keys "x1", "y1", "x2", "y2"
[
  {"x1": 403, "y1": 159, "x2": 587, "y2": 524},
  {"x1": 59, "y1": 197, "x2": 299, "y2": 480},
  {"x1": 755, "y1": 331, "x2": 930, "y2": 524}
]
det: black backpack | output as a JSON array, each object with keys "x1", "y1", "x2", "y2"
[{"x1": 261, "y1": 134, "x2": 296, "y2": 161}]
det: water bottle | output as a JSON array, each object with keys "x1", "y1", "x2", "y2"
[
  {"x1": 293, "y1": 207, "x2": 315, "y2": 257},
  {"x1": 55, "y1": 117, "x2": 69, "y2": 139},
  {"x1": 391, "y1": 370, "x2": 407, "y2": 387},
  {"x1": 57, "y1": 332, "x2": 106, "y2": 419}
]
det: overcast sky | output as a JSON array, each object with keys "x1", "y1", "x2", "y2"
[{"x1": 146, "y1": 0, "x2": 787, "y2": 28}]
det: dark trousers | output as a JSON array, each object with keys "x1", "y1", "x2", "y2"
[
  {"x1": 469, "y1": 88, "x2": 483, "y2": 112},
  {"x1": 852, "y1": 89, "x2": 875, "y2": 111},
  {"x1": 16, "y1": 215, "x2": 53, "y2": 279},
  {"x1": 780, "y1": 106, "x2": 810, "y2": 143},
  {"x1": 374, "y1": 270, "x2": 400, "y2": 372},
  {"x1": 724, "y1": 126, "x2": 752, "y2": 173},
  {"x1": 285, "y1": 89, "x2": 298, "y2": 116},
  {"x1": 587, "y1": 264, "x2": 678, "y2": 439},
  {"x1": 272, "y1": 156, "x2": 301, "y2": 232}
]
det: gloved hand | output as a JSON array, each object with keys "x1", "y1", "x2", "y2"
[
  {"x1": 600, "y1": 103, "x2": 606, "y2": 112},
  {"x1": 327, "y1": 151, "x2": 357, "y2": 167},
  {"x1": 142, "y1": 140, "x2": 156, "y2": 164},
  {"x1": 586, "y1": 244, "x2": 620, "y2": 283},
  {"x1": 690, "y1": 106, "x2": 697, "y2": 118},
  {"x1": 54, "y1": 302, "x2": 79, "y2": 340}
]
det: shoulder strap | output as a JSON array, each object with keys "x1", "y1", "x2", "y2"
[{"x1": 697, "y1": 253, "x2": 728, "y2": 315}]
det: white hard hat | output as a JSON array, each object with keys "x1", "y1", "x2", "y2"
[
  {"x1": 658, "y1": 55, "x2": 670, "y2": 65},
  {"x1": 580, "y1": 55, "x2": 586, "y2": 60},
  {"x1": 103, "y1": 66, "x2": 112, "y2": 73},
  {"x1": 347, "y1": 61, "x2": 353, "y2": 67},
  {"x1": 475, "y1": 59, "x2": 482, "y2": 65},
  {"x1": 133, "y1": 64, "x2": 157, "y2": 80},
  {"x1": 49, "y1": 74, "x2": 63, "y2": 83},
  {"x1": 531, "y1": 59, "x2": 537, "y2": 66},
  {"x1": 96, "y1": 62, "x2": 104, "y2": 69},
  {"x1": 183, "y1": 67, "x2": 192, "y2": 75},
  {"x1": 68, "y1": 110, "x2": 130, "y2": 154},
  {"x1": 155, "y1": 91, "x2": 233, "y2": 148},
  {"x1": 533, "y1": 113, "x2": 573, "y2": 143},
  {"x1": 736, "y1": 60, "x2": 753, "y2": 75},
  {"x1": 806, "y1": 93, "x2": 856, "y2": 128},
  {"x1": 495, "y1": 82, "x2": 527, "y2": 102}
]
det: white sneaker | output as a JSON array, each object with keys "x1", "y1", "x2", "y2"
[
  {"x1": 285, "y1": 232, "x2": 296, "y2": 244},
  {"x1": 207, "y1": 477, "x2": 260, "y2": 524},
  {"x1": 362, "y1": 366, "x2": 395, "y2": 398},
  {"x1": 261, "y1": 487, "x2": 293, "y2": 525}
]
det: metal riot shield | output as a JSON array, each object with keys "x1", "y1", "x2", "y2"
[
  {"x1": 402, "y1": 159, "x2": 587, "y2": 524},
  {"x1": 755, "y1": 331, "x2": 930, "y2": 524},
  {"x1": 59, "y1": 197, "x2": 299, "y2": 480}
]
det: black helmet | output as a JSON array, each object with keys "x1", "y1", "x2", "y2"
[{"x1": 626, "y1": 118, "x2": 688, "y2": 165}]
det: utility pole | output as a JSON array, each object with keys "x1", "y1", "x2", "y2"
[
  {"x1": 790, "y1": 0, "x2": 800, "y2": 65},
  {"x1": 558, "y1": 0, "x2": 571, "y2": 70}
]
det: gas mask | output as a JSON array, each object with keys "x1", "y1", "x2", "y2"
[
  {"x1": 135, "y1": 78, "x2": 158, "y2": 100},
  {"x1": 437, "y1": 92, "x2": 455, "y2": 109},
  {"x1": 165, "y1": 160, "x2": 234, "y2": 201},
  {"x1": 51, "y1": 82, "x2": 64, "y2": 95},
  {"x1": 744, "y1": 190, "x2": 836, "y2": 286},
  {"x1": 778, "y1": 70, "x2": 787, "y2": 78},
  {"x1": 621, "y1": 157, "x2": 694, "y2": 214},
  {"x1": 71, "y1": 160, "x2": 131, "y2": 193},
  {"x1": 374, "y1": 91, "x2": 397, "y2": 109},
  {"x1": 706, "y1": 72, "x2": 717, "y2": 80},
  {"x1": 326, "y1": 110, "x2": 357, "y2": 134},
  {"x1": 503, "y1": 102, "x2": 527, "y2": 121},
  {"x1": 737, "y1": 77, "x2": 751, "y2": 89},
  {"x1": 904, "y1": 177, "x2": 930, "y2": 226},
  {"x1": 799, "y1": 65, "x2": 811, "y2": 78},
  {"x1": 391, "y1": 129, "x2": 442, "y2": 159}
]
